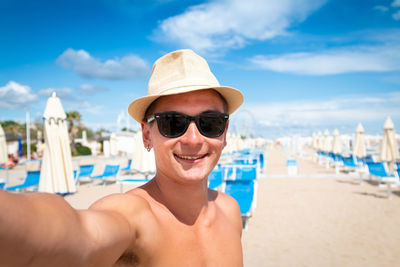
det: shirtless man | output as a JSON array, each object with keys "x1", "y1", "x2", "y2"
[{"x1": 0, "y1": 49, "x2": 244, "y2": 266}]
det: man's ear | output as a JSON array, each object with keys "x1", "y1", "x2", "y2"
[{"x1": 141, "y1": 121, "x2": 151, "y2": 148}]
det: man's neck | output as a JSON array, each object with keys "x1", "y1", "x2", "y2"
[{"x1": 150, "y1": 174, "x2": 211, "y2": 226}]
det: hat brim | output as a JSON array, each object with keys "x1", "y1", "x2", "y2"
[{"x1": 128, "y1": 86, "x2": 244, "y2": 122}]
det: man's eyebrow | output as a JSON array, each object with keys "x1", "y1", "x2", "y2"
[{"x1": 201, "y1": 109, "x2": 225, "y2": 113}]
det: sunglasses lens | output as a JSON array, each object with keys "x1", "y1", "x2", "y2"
[
  {"x1": 154, "y1": 112, "x2": 228, "y2": 138},
  {"x1": 198, "y1": 113, "x2": 227, "y2": 137},
  {"x1": 157, "y1": 113, "x2": 188, "y2": 137}
]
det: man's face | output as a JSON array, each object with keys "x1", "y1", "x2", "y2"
[{"x1": 142, "y1": 89, "x2": 228, "y2": 185}]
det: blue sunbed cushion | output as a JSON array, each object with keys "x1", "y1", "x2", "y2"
[
  {"x1": 208, "y1": 169, "x2": 223, "y2": 189},
  {"x1": 6, "y1": 170, "x2": 40, "y2": 191},
  {"x1": 78, "y1": 164, "x2": 95, "y2": 177},
  {"x1": 225, "y1": 180, "x2": 254, "y2": 215},
  {"x1": 91, "y1": 164, "x2": 120, "y2": 179},
  {"x1": 367, "y1": 162, "x2": 394, "y2": 178}
]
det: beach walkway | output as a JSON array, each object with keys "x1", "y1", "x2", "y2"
[
  {"x1": 263, "y1": 145, "x2": 336, "y2": 176},
  {"x1": 242, "y1": 146, "x2": 400, "y2": 267}
]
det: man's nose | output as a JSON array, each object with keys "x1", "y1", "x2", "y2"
[{"x1": 180, "y1": 121, "x2": 203, "y2": 145}]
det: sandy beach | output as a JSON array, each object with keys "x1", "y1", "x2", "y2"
[
  {"x1": 3, "y1": 146, "x2": 400, "y2": 266},
  {"x1": 243, "y1": 146, "x2": 400, "y2": 267}
]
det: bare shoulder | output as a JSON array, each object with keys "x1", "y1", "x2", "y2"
[
  {"x1": 88, "y1": 192, "x2": 158, "y2": 235},
  {"x1": 212, "y1": 189, "x2": 240, "y2": 211},
  {"x1": 210, "y1": 189, "x2": 242, "y2": 232},
  {"x1": 90, "y1": 192, "x2": 151, "y2": 215}
]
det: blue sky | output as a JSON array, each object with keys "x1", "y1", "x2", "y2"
[{"x1": 1, "y1": 0, "x2": 400, "y2": 138}]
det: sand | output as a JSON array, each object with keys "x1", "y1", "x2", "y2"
[
  {"x1": 4, "y1": 146, "x2": 400, "y2": 266},
  {"x1": 242, "y1": 145, "x2": 400, "y2": 267}
]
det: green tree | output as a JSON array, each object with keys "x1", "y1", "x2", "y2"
[
  {"x1": 1, "y1": 120, "x2": 23, "y2": 135},
  {"x1": 66, "y1": 111, "x2": 82, "y2": 155}
]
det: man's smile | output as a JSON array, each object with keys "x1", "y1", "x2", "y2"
[{"x1": 174, "y1": 153, "x2": 208, "y2": 161}]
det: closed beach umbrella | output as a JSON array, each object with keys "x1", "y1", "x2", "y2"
[
  {"x1": 317, "y1": 131, "x2": 323, "y2": 151},
  {"x1": 380, "y1": 117, "x2": 399, "y2": 162},
  {"x1": 312, "y1": 132, "x2": 318, "y2": 150},
  {"x1": 141, "y1": 145, "x2": 156, "y2": 173},
  {"x1": 353, "y1": 123, "x2": 366, "y2": 159},
  {"x1": 131, "y1": 130, "x2": 155, "y2": 173},
  {"x1": 323, "y1": 130, "x2": 331, "y2": 152},
  {"x1": 332, "y1": 129, "x2": 342, "y2": 154},
  {"x1": 110, "y1": 133, "x2": 118, "y2": 156},
  {"x1": 0, "y1": 125, "x2": 7, "y2": 164},
  {"x1": 39, "y1": 92, "x2": 76, "y2": 194},
  {"x1": 131, "y1": 131, "x2": 144, "y2": 171}
]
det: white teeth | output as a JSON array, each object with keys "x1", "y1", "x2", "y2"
[{"x1": 177, "y1": 155, "x2": 203, "y2": 160}]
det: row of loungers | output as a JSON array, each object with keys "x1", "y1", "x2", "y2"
[
  {"x1": 0, "y1": 160, "x2": 139, "y2": 192},
  {"x1": 209, "y1": 150, "x2": 264, "y2": 229},
  {"x1": 317, "y1": 151, "x2": 400, "y2": 199},
  {"x1": 74, "y1": 160, "x2": 155, "y2": 190}
]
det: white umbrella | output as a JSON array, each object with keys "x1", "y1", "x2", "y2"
[
  {"x1": 131, "y1": 131, "x2": 144, "y2": 171},
  {"x1": 380, "y1": 117, "x2": 399, "y2": 162},
  {"x1": 317, "y1": 131, "x2": 323, "y2": 151},
  {"x1": 39, "y1": 92, "x2": 76, "y2": 194},
  {"x1": 323, "y1": 130, "x2": 332, "y2": 152},
  {"x1": 131, "y1": 130, "x2": 155, "y2": 174},
  {"x1": 0, "y1": 124, "x2": 8, "y2": 164},
  {"x1": 353, "y1": 123, "x2": 366, "y2": 159},
  {"x1": 312, "y1": 132, "x2": 318, "y2": 150},
  {"x1": 332, "y1": 129, "x2": 342, "y2": 154},
  {"x1": 110, "y1": 133, "x2": 118, "y2": 156}
]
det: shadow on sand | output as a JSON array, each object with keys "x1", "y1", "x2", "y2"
[
  {"x1": 352, "y1": 191, "x2": 388, "y2": 199},
  {"x1": 336, "y1": 179, "x2": 360, "y2": 186}
]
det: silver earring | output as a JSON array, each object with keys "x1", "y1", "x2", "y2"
[{"x1": 146, "y1": 144, "x2": 151, "y2": 152}]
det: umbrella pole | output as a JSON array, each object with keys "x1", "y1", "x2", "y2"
[
  {"x1": 387, "y1": 183, "x2": 392, "y2": 200},
  {"x1": 26, "y1": 107, "x2": 31, "y2": 160}
]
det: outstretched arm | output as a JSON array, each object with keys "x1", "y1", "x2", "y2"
[{"x1": 0, "y1": 190, "x2": 145, "y2": 266}]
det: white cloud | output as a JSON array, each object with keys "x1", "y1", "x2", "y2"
[
  {"x1": 241, "y1": 92, "x2": 400, "y2": 136},
  {"x1": 77, "y1": 84, "x2": 108, "y2": 95},
  {"x1": 393, "y1": 10, "x2": 400, "y2": 20},
  {"x1": 56, "y1": 48, "x2": 149, "y2": 80},
  {"x1": 250, "y1": 43, "x2": 400, "y2": 75},
  {"x1": 0, "y1": 81, "x2": 38, "y2": 109},
  {"x1": 156, "y1": 0, "x2": 326, "y2": 52},
  {"x1": 64, "y1": 101, "x2": 103, "y2": 115},
  {"x1": 392, "y1": 0, "x2": 400, "y2": 7},
  {"x1": 38, "y1": 87, "x2": 79, "y2": 101}
]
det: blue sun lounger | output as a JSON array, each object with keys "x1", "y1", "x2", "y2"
[
  {"x1": 117, "y1": 175, "x2": 150, "y2": 193},
  {"x1": 120, "y1": 159, "x2": 132, "y2": 172},
  {"x1": 395, "y1": 162, "x2": 400, "y2": 178},
  {"x1": 208, "y1": 168, "x2": 223, "y2": 190},
  {"x1": 341, "y1": 155, "x2": 360, "y2": 168},
  {"x1": 235, "y1": 166, "x2": 257, "y2": 180},
  {"x1": 6, "y1": 170, "x2": 40, "y2": 192},
  {"x1": 75, "y1": 164, "x2": 95, "y2": 186},
  {"x1": 366, "y1": 161, "x2": 398, "y2": 199},
  {"x1": 224, "y1": 179, "x2": 256, "y2": 230},
  {"x1": 90, "y1": 164, "x2": 120, "y2": 186}
]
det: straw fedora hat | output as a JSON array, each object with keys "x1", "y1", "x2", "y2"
[{"x1": 128, "y1": 49, "x2": 244, "y2": 122}]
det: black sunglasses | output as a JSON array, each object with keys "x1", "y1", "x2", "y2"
[{"x1": 147, "y1": 111, "x2": 229, "y2": 138}]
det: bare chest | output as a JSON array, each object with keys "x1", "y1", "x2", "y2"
[
  {"x1": 160, "y1": 222, "x2": 242, "y2": 266},
  {"x1": 115, "y1": 216, "x2": 242, "y2": 267}
]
